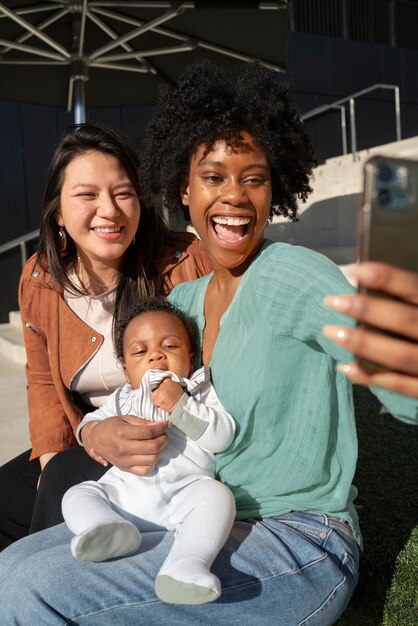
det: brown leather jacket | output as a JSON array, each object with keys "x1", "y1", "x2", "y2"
[{"x1": 19, "y1": 232, "x2": 211, "y2": 459}]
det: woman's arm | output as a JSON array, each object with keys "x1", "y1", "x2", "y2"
[{"x1": 323, "y1": 262, "x2": 418, "y2": 399}]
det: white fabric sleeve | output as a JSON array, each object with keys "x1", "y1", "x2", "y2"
[{"x1": 169, "y1": 382, "x2": 235, "y2": 452}]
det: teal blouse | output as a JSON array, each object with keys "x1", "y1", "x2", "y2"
[{"x1": 169, "y1": 241, "x2": 418, "y2": 547}]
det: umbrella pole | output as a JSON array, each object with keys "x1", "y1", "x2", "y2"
[{"x1": 73, "y1": 78, "x2": 86, "y2": 124}]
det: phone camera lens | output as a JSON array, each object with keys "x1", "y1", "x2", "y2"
[
  {"x1": 378, "y1": 164, "x2": 394, "y2": 182},
  {"x1": 378, "y1": 189, "x2": 392, "y2": 205}
]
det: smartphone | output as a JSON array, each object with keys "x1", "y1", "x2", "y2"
[{"x1": 356, "y1": 155, "x2": 418, "y2": 370}]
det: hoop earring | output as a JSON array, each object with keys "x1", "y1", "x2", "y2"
[{"x1": 58, "y1": 227, "x2": 67, "y2": 252}]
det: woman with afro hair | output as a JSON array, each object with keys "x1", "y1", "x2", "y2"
[{"x1": 1, "y1": 60, "x2": 417, "y2": 625}]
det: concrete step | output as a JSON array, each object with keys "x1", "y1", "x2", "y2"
[
  {"x1": 0, "y1": 312, "x2": 30, "y2": 462},
  {"x1": 8, "y1": 310, "x2": 22, "y2": 328},
  {"x1": 0, "y1": 350, "x2": 30, "y2": 464},
  {"x1": 267, "y1": 135, "x2": 418, "y2": 265},
  {"x1": 0, "y1": 311, "x2": 25, "y2": 365}
]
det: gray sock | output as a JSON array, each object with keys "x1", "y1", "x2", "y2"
[
  {"x1": 155, "y1": 557, "x2": 221, "y2": 604},
  {"x1": 155, "y1": 575, "x2": 220, "y2": 605},
  {"x1": 71, "y1": 521, "x2": 141, "y2": 562}
]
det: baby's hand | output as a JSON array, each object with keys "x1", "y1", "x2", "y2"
[{"x1": 152, "y1": 378, "x2": 184, "y2": 413}]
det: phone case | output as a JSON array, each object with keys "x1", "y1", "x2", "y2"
[
  {"x1": 356, "y1": 155, "x2": 418, "y2": 371},
  {"x1": 358, "y1": 155, "x2": 418, "y2": 273}
]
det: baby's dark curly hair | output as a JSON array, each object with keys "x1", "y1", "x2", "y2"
[
  {"x1": 114, "y1": 298, "x2": 199, "y2": 364},
  {"x1": 142, "y1": 59, "x2": 317, "y2": 221}
]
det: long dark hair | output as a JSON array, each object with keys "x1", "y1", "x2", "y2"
[{"x1": 37, "y1": 122, "x2": 169, "y2": 331}]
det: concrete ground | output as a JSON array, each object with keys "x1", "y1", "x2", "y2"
[{"x1": 0, "y1": 352, "x2": 30, "y2": 465}]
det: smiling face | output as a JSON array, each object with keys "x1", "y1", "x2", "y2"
[
  {"x1": 122, "y1": 311, "x2": 194, "y2": 390},
  {"x1": 181, "y1": 132, "x2": 272, "y2": 274},
  {"x1": 57, "y1": 150, "x2": 140, "y2": 271}
]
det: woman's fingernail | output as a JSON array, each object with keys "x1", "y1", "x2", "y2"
[
  {"x1": 323, "y1": 325, "x2": 351, "y2": 343},
  {"x1": 352, "y1": 264, "x2": 378, "y2": 282},
  {"x1": 337, "y1": 363, "x2": 352, "y2": 374},
  {"x1": 324, "y1": 296, "x2": 353, "y2": 312},
  {"x1": 337, "y1": 362, "x2": 363, "y2": 378}
]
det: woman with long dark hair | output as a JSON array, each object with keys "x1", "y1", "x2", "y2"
[{"x1": 0, "y1": 122, "x2": 210, "y2": 548}]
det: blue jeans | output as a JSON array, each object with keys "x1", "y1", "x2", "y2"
[{"x1": 0, "y1": 510, "x2": 359, "y2": 625}]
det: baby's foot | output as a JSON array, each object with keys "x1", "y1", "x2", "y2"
[
  {"x1": 155, "y1": 557, "x2": 221, "y2": 605},
  {"x1": 71, "y1": 521, "x2": 141, "y2": 562}
]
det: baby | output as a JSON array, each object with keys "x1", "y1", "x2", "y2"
[{"x1": 62, "y1": 299, "x2": 236, "y2": 605}]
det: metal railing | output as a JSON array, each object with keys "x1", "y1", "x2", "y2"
[
  {"x1": 0, "y1": 229, "x2": 39, "y2": 271},
  {"x1": 301, "y1": 84, "x2": 401, "y2": 160}
]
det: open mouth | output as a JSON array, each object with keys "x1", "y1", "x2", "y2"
[{"x1": 211, "y1": 216, "x2": 251, "y2": 243}]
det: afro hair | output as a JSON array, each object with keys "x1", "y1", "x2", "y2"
[{"x1": 142, "y1": 59, "x2": 317, "y2": 222}]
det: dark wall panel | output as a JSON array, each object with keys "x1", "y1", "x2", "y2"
[
  {"x1": 400, "y1": 101, "x2": 418, "y2": 139},
  {"x1": 87, "y1": 107, "x2": 123, "y2": 134},
  {"x1": 121, "y1": 105, "x2": 155, "y2": 152},
  {"x1": 326, "y1": 39, "x2": 385, "y2": 94},
  {"x1": 287, "y1": 33, "x2": 331, "y2": 93},
  {"x1": 0, "y1": 103, "x2": 27, "y2": 244},
  {"x1": 402, "y1": 48, "x2": 418, "y2": 100},
  {"x1": 1, "y1": 249, "x2": 22, "y2": 323},
  {"x1": 383, "y1": 46, "x2": 404, "y2": 89},
  {"x1": 20, "y1": 106, "x2": 61, "y2": 231}
]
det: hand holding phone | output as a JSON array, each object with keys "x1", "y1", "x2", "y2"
[
  {"x1": 323, "y1": 156, "x2": 418, "y2": 398},
  {"x1": 356, "y1": 156, "x2": 418, "y2": 371}
]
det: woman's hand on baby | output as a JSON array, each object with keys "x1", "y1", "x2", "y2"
[
  {"x1": 323, "y1": 262, "x2": 418, "y2": 397},
  {"x1": 152, "y1": 378, "x2": 184, "y2": 413},
  {"x1": 86, "y1": 415, "x2": 170, "y2": 476}
]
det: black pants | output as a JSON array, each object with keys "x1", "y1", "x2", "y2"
[{"x1": 0, "y1": 446, "x2": 108, "y2": 551}]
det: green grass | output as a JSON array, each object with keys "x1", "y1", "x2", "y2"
[{"x1": 336, "y1": 386, "x2": 418, "y2": 626}]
